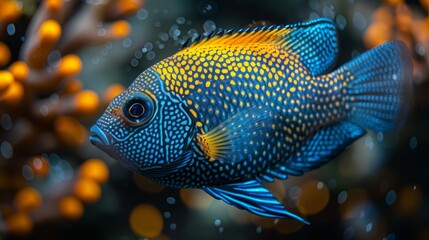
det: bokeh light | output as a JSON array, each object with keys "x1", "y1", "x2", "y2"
[
  {"x1": 58, "y1": 196, "x2": 84, "y2": 220},
  {"x1": 129, "y1": 204, "x2": 164, "y2": 238},
  {"x1": 73, "y1": 178, "x2": 101, "y2": 204},
  {"x1": 297, "y1": 180, "x2": 330, "y2": 215},
  {"x1": 179, "y1": 188, "x2": 213, "y2": 209}
]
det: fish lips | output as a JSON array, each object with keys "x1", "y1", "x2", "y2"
[{"x1": 89, "y1": 125, "x2": 117, "y2": 147}]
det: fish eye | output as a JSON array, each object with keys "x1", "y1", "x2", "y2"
[{"x1": 122, "y1": 92, "x2": 156, "y2": 125}]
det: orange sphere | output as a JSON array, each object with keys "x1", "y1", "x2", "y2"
[
  {"x1": 6, "y1": 213, "x2": 33, "y2": 235},
  {"x1": 79, "y1": 159, "x2": 110, "y2": 184},
  {"x1": 129, "y1": 204, "x2": 163, "y2": 238},
  {"x1": 14, "y1": 187, "x2": 42, "y2": 212},
  {"x1": 297, "y1": 180, "x2": 330, "y2": 215},
  {"x1": 0, "y1": 70, "x2": 14, "y2": 94},
  {"x1": 54, "y1": 116, "x2": 87, "y2": 147},
  {"x1": 73, "y1": 178, "x2": 101, "y2": 204},
  {"x1": 58, "y1": 54, "x2": 82, "y2": 77},
  {"x1": 110, "y1": 20, "x2": 131, "y2": 39},
  {"x1": 103, "y1": 84, "x2": 125, "y2": 104},
  {"x1": 58, "y1": 196, "x2": 84, "y2": 220},
  {"x1": 0, "y1": 42, "x2": 11, "y2": 67},
  {"x1": 74, "y1": 90, "x2": 99, "y2": 114},
  {"x1": 9, "y1": 61, "x2": 29, "y2": 82}
]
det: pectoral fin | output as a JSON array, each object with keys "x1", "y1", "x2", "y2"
[{"x1": 197, "y1": 106, "x2": 274, "y2": 163}]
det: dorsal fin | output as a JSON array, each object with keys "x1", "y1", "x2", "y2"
[{"x1": 180, "y1": 18, "x2": 338, "y2": 76}]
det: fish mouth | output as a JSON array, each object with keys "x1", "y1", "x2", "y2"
[{"x1": 89, "y1": 125, "x2": 116, "y2": 146}]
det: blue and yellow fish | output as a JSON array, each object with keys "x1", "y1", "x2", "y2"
[{"x1": 90, "y1": 18, "x2": 412, "y2": 223}]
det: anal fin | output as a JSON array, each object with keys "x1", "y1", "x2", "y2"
[{"x1": 203, "y1": 180, "x2": 309, "y2": 224}]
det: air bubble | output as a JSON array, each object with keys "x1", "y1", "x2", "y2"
[
  {"x1": 22, "y1": 165, "x2": 34, "y2": 180},
  {"x1": 366, "y1": 222, "x2": 373, "y2": 233},
  {"x1": 336, "y1": 15, "x2": 347, "y2": 30},
  {"x1": 337, "y1": 191, "x2": 348, "y2": 204},
  {"x1": 176, "y1": 17, "x2": 186, "y2": 24},
  {"x1": 136, "y1": 8, "x2": 148, "y2": 20},
  {"x1": 214, "y1": 219, "x2": 221, "y2": 227},
  {"x1": 203, "y1": 20, "x2": 216, "y2": 33},
  {"x1": 385, "y1": 190, "x2": 396, "y2": 206},
  {"x1": 146, "y1": 51, "x2": 156, "y2": 61},
  {"x1": 1, "y1": 114, "x2": 12, "y2": 131},
  {"x1": 167, "y1": 197, "x2": 176, "y2": 205},
  {"x1": 353, "y1": 12, "x2": 367, "y2": 30},
  {"x1": 1, "y1": 141, "x2": 13, "y2": 159},
  {"x1": 409, "y1": 137, "x2": 417, "y2": 149},
  {"x1": 7, "y1": 24, "x2": 15, "y2": 36},
  {"x1": 122, "y1": 38, "x2": 132, "y2": 48}
]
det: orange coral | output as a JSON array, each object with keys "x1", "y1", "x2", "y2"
[{"x1": 0, "y1": 0, "x2": 143, "y2": 236}]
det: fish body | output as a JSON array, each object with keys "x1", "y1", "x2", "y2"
[{"x1": 90, "y1": 18, "x2": 412, "y2": 223}]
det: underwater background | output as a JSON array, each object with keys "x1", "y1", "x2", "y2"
[{"x1": 0, "y1": 0, "x2": 428, "y2": 239}]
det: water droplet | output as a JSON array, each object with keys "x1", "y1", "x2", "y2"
[
  {"x1": 1, "y1": 114, "x2": 12, "y2": 131},
  {"x1": 1, "y1": 141, "x2": 13, "y2": 159},
  {"x1": 385, "y1": 190, "x2": 396, "y2": 206},
  {"x1": 158, "y1": 32, "x2": 169, "y2": 41},
  {"x1": 353, "y1": 12, "x2": 367, "y2": 30},
  {"x1": 317, "y1": 181, "x2": 324, "y2": 190},
  {"x1": 328, "y1": 179, "x2": 337, "y2": 189},
  {"x1": 203, "y1": 20, "x2": 216, "y2": 33},
  {"x1": 7, "y1": 23, "x2": 15, "y2": 36},
  {"x1": 377, "y1": 132, "x2": 384, "y2": 142},
  {"x1": 170, "y1": 223, "x2": 177, "y2": 230},
  {"x1": 365, "y1": 136, "x2": 374, "y2": 150},
  {"x1": 39, "y1": 105, "x2": 49, "y2": 117},
  {"x1": 50, "y1": 94, "x2": 59, "y2": 104},
  {"x1": 146, "y1": 51, "x2": 156, "y2": 61},
  {"x1": 256, "y1": 226, "x2": 262, "y2": 233},
  {"x1": 214, "y1": 219, "x2": 221, "y2": 227},
  {"x1": 336, "y1": 15, "x2": 347, "y2": 30},
  {"x1": 137, "y1": 8, "x2": 148, "y2": 20},
  {"x1": 164, "y1": 211, "x2": 171, "y2": 219},
  {"x1": 130, "y1": 58, "x2": 139, "y2": 67},
  {"x1": 322, "y1": 6, "x2": 335, "y2": 19},
  {"x1": 308, "y1": 0, "x2": 320, "y2": 10},
  {"x1": 47, "y1": 50, "x2": 62, "y2": 68},
  {"x1": 122, "y1": 38, "x2": 132, "y2": 48},
  {"x1": 343, "y1": 226, "x2": 356, "y2": 239},
  {"x1": 144, "y1": 42, "x2": 153, "y2": 52},
  {"x1": 22, "y1": 165, "x2": 34, "y2": 180},
  {"x1": 188, "y1": 29, "x2": 199, "y2": 38},
  {"x1": 409, "y1": 137, "x2": 417, "y2": 149},
  {"x1": 309, "y1": 12, "x2": 320, "y2": 20},
  {"x1": 198, "y1": 0, "x2": 218, "y2": 15},
  {"x1": 167, "y1": 197, "x2": 176, "y2": 205},
  {"x1": 176, "y1": 17, "x2": 186, "y2": 24},
  {"x1": 415, "y1": 44, "x2": 425, "y2": 56},
  {"x1": 338, "y1": 191, "x2": 348, "y2": 204},
  {"x1": 366, "y1": 222, "x2": 373, "y2": 232},
  {"x1": 134, "y1": 51, "x2": 142, "y2": 59}
]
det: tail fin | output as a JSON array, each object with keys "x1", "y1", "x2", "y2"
[{"x1": 338, "y1": 41, "x2": 412, "y2": 132}]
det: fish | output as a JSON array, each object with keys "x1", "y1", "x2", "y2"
[{"x1": 89, "y1": 18, "x2": 412, "y2": 223}]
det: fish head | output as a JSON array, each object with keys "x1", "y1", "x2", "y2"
[{"x1": 90, "y1": 69, "x2": 196, "y2": 173}]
